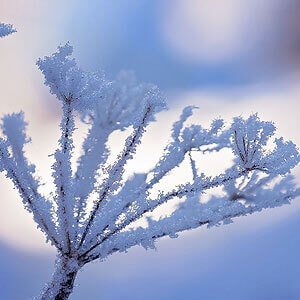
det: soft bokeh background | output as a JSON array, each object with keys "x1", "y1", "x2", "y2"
[{"x1": 1, "y1": 0, "x2": 300, "y2": 299}]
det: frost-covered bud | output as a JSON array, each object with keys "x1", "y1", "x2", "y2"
[
  {"x1": 144, "y1": 84, "x2": 166, "y2": 111},
  {"x1": 37, "y1": 43, "x2": 106, "y2": 111},
  {"x1": 0, "y1": 23, "x2": 16, "y2": 38},
  {"x1": 171, "y1": 106, "x2": 198, "y2": 141},
  {"x1": 262, "y1": 138, "x2": 300, "y2": 175},
  {"x1": 231, "y1": 114, "x2": 276, "y2": 171},
  {"x1": 139, "y1": 84, "x2": 166, "y2": 122},
  {"x1": 209, "y1": 118, "x2": 225, "y2": 134},
  {"x1": 181, "y1": 118, "x2": 228, "y2": 151},
  {"x1": 1, "y1": 112, "x2": 37, "y2": 173},
  {"x1": 81, "y1": 71, "x2": 166, "y2": 131},
  {"x1": 231, "y1": 114, "x2": 299, "y2": 175},
  {"x1": 2, "y1": 112, "x2": 29, "y2": 150}
]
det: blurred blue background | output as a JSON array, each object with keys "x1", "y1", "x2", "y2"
[{"x1": 1, "y1": 0, "x2": 300, "y2": 299}]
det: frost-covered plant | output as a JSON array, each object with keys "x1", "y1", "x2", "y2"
[
  {"x1": 0, "y1": 23, "x2": 16, "y2": 38},
  {"x1": 0, "y1": 44, "x2": 299, "y2": 300}
]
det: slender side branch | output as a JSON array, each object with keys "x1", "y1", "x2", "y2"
[
  {"x1": 73, "y1": 121, "x2": 110, "y2": 242},
  {"x1": 79, "y1": 168, "x2": 249, "y2": 259},
  {"x1": 74, "y1": 124, "x2": 110, "y2": 190},
  {"x1": 88, "y1": 116, "x2": 222, "y2": 242},
  {"x1": 77, "y1": 104, "x2": 153, "y2": 249},
  {"x1": 148, "y1": 111, "x2": 227, "y2": 189},
  {"x1": 53, "y1": 97, "x2": 75, "y2": 254},
  {"x1": 1, "y1": 112, "x2": 61, "y2": 248},
  {"x1": 84, "y1": 187, "x2": 300, "y2": 263},
  {"x1": 0, "y1": 142, "x2": 63, "y2": 251}
]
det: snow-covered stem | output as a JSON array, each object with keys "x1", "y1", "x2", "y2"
[
  {"x1": 53, "y1": 97, "x2": 75, "y2": 254},
  {"x1": 0, "y1": 140, "x2": 62, "y2": 250},
  {"x1": 77, "y1": 103, "x2": 154, "y2": 249},
  {"x1": 73, "y1": 122, "x2": 110, "y2": 224},
  {"x1": 87, "y1": 187, "x2": 300, "y2": 263},
  {"x1": 189, "y1": 151, "x2": 197, "y2": 180},
  {"x1": 148, "y1": 110, "x2": 228, "y2": 188},
  {"x1": 78, "y1": 168, "x2": 249, "y2": 259},
  {"x1": 38, "y1": 255, "x2": 81, "y2": 300}
]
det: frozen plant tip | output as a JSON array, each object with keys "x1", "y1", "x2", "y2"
[
  {"x1": 0, "y1": 23, "x2": 16, "y2": 38},
  {"x1": 0, "y1": 44, "x2": 299, "y2": 300}
]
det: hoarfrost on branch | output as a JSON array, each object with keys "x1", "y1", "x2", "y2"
[{"x1": 0, "y1": 43, "x2": 299, "y2": 299}]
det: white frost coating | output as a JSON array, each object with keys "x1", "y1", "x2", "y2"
[
  {"x1": 0, "y1": 43, "x2": 299, "y2": 299},
  {"x1": 231, "y1": 115, "x2": 299, "y2": 174},
  {"x1": 73, "y1": 72, "x2": 165, "y2": 225},
  {"x1": 96, "y1": 177, "x2": 300, "y2": 260},
  {"x1": 148, "y1": 108, "x2": 229, "y2": 187},
  {"x1": 1, "y1": 113, "x2": 59, "y2": 247},
  {"x1": 51, "y1": 99, "x2": 77, "y2": 253},
  {"x1": 37, "y1": 43, "x2": 106, "y2": 112},
  {"x1": 0, "y1": 138, "x2": 60, "y2": 250},
  {"x1": 0, "y1": 23, "x2": 16, "y2": 38}
]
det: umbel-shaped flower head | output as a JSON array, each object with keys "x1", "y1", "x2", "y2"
[
  {"x1": 37, "y1": 43, "x2": 106, "y2": 112},
  {"x1": 81, "y1": 70, "x2": 166, "y2": 130},
  {"x1": 231, "y1": 114, "x2": 299, "y2": 174}
]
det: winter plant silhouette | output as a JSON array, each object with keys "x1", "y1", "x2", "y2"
[{"x1": 1, "y1": 27, "x2": 300, "y2": 300}]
